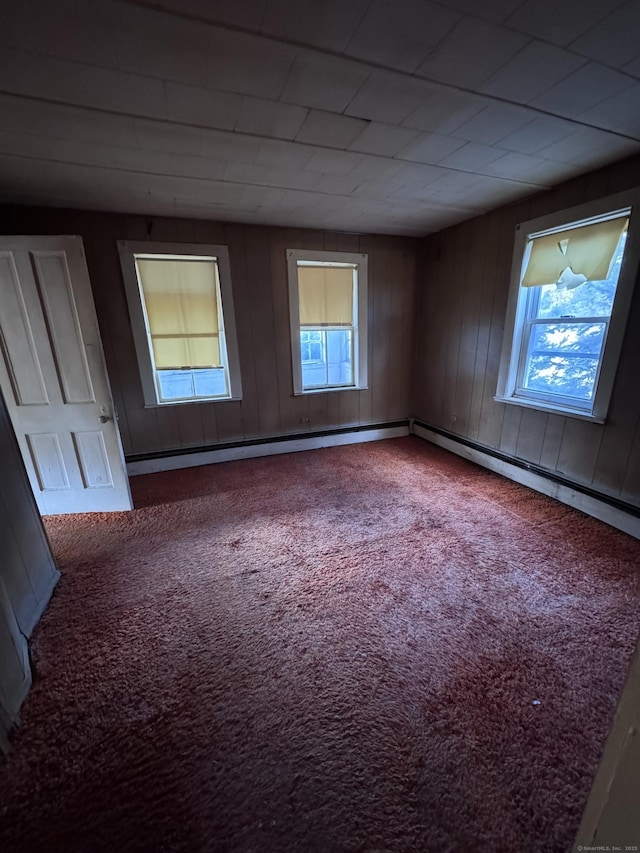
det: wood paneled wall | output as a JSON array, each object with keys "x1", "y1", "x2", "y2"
[
  {"x1": 412, "y1": 156, "x2": 640, "y2": 508},
  {"x1": 0, "y1": 206, "x2": 417, "y2": 457}
]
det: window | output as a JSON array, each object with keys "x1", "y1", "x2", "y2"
[
  {"x1": 118, "y1": 241, "x2": 242, "y2": 406},
  {"x1": 496, "y1": 194, "x2": 640, "y2": 422},
  {"x1": 287, "y1": 249, "x2": 368, "y2": 394}
]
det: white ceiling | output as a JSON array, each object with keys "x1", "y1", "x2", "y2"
[{"x1": 1, "y1": 0, "x2": 640, "y2": 236}]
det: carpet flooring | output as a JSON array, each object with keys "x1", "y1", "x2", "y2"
[{"x1": 1, "y1": 437, "x2": 640, "y2": 853}]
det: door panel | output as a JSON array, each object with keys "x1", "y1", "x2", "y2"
[
  {"x1": 33, "y1": 251, "x2": 95, "y2": 404},
  {"x1": 0, "y1": 236, "x2": 132, "y2": 515},
  {"x1": 0, "y1": 253, "x2": 49, "y2": 405}
]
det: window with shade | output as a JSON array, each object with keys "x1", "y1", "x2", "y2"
[
  {"x1": 496, "y1": 198, "x2": 640, "y2": 422},
  {"x1": 287, "y1": 249, "x2": 368, "y2": 394},
  {"x1": 118, "y1": 242, "x2": 242, "y2": 406}
]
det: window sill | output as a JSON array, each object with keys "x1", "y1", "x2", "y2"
[
  {"x1": 144, "y1": 395, "x2": 242, "y2": 408},
  {"x1": 494, "y1": 394, "x2": 605, "y2": 423},
  {"x1": 294, "y1": 385, "x2": 367, "y2": 396}
]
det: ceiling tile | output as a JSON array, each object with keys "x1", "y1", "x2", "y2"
[
  {"x1": 166, "y1": 82, "x2": 242, "y2": 130},
  {"x1": 295, "y1": 110, "x2": 367, "y2": 149},
  {"x1": 402, "y1": 88, "x2": 486, "y2": 134},
  {"x1": 505, "y1": 0, "x2": 624, "y2": 47},
  {"x1": 280, "y1": 52, "x2": 370, "y2": 113},
  {"x1": 537, "y1": 126, "x2": 640, "y2": 165},
  {"x1": 437, "y1": 142, "x2": 507, "y2": 170},
  {"x1": 351, "y1": 178, "x2": 415, "y2": 200},
  {"x1": 480, "y1": 40, "x2": 587, "y2": 102},
  {"x1": 0, "y1": 95, "x2": 138, "y2": 149},
  {"x1": 311, "y1": 173, "x2": 365, "y2": 195},
  {"x1": 0, "y1": 16, "x2": 14, "y2": 46},
  {"x1": 207, "y1": 28, "x2": 297, "y2": 100},
  {"x1": 345, "y1": 72, "x2": 433, "y2": 125},
  {"x1": 255, "y1": 139, "x2": 315, "y2": 169},
  {"x1": 133, "y1": 118, "x2": 203, "y2": 155},
  {"x1": 529, "y1": 62, "x2": 636, "y2": 116},
  {"x1": 267, "y1": 166, "x2": 322, "y2": 190},
  {"x1": 476, "y1": 151, "x2": 551, "y2": 182},
  {"x1": 432, "y1": 0, "x2": 524, "y2": 24},
  {"x1": 304, "y1": 148, "x2": 364, "y2": 176},
  {"x1": 143, "y1": 0, "x2": 267, "y2": 30},
  {"x1": 415, "y1": 18, "x2": 529, "y2": 88},
  {"x1": 345, "y1": 155, "x2": 408, "y2": 183},
  {"x1": 0, "y1": 46, "x2": 167, "y2": 118},
  {"x1": 199, "y1": 128, "x2": 261, "y2": 163},
  {"x1": 113, "y1": 3, "x2": 210, "y2": 86},
  {"x1": 3, "y1": 0, "x2": 120, "y2": 67},
  {"x1": 576, "y1": 82, "x2": 640, "y2": 133},
  {"x1": 623, "y1": 53, "x2": 640, "y2": 78},
  {"x1": 460, "y1": 174, "x2": 536, "y2": 207},
  {"x1": 497, "y1": 156, "x2": 584, "y2": 185},
  {"x1": 235, "y1": 96, "x2": 308, "y2": 140},
  {"x1": 261, "y1": 0, "x2": 370, "y2": 52},
  {"x1": 391, "y1": 162, "x2": 446, "y2": 187},
  {"x1": 613, "y1": 115, "x2": 640, "y2": 137},
  {"x1": 420, "y1": 171, "x2": 484, "y2": 206},
  {"x1": 570, "y1": 0, "x2": 640, "y2": 68},
  {"x1": 451, "y1": 102, "x2": 534, "y2": 145},
  {"x1": 496, "y1": 115, "x2": 578, "y2": 154},
  {"x1": 395, "y1": 132, "x2": 466, "y2": 164},
  {"x1": 348, "y1": 122, "x2": 421, "y2": 157},
  {"x1": 240, "y1": 184, "x2": 286, "y2": 208},
  {"x1": 345, "y1": 0, "x2": 460, "y2": 73}
]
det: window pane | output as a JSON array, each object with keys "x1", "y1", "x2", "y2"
[
  {"x1": 193, "y1": 368, "x2": 227, "y2": 397},
  {"x1": 157, "y1": 370, "x2": 195, "y2": 400},
  {"x1": 301, "y1": 330, "x2": 323, "y2": 363},
  {"x1": 523, "y1": 323, "x2": 606, "y2": 401},
  {"x1": 157, "y1": 368, "x2": 228, "y2": 400},
  {"x1": 300, "y1": 329, "x2": 353, "y2": 389},
  {"x1": 536, "y1": 279, "x2": 617, "y2": 320},
  {"x1": 535, "y1": 231, "x2": 625, "y2": 320}
]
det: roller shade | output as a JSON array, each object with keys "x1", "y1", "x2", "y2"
[
  {"x1": 521, "y1": 216, "x2": 628, "y2": 288},
  {"x1": 136, "y1": 257, "x2": 221, "y2": 369},
  {"x1": 298, "y1": 265, "x2": 354, "y2": 326}
]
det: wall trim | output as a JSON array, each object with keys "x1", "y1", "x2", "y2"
[
  {"x1": 127, "y1": 421, "x2": 410, "y2": 475},
  {"x1": 411, "y1": 419, "x2": 640, "y2": 540}
]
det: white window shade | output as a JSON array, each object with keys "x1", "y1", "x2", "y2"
[
  {"x1": 298, "y1": 266, "x2": 354, "y2": 327},
  {"x1": 521, "y1": 216, "x2": 629, "y2": 288},
  {"x1": 136, "y1": 258, "x2": 221, "y2": 369}
]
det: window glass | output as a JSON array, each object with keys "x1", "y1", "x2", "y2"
[{"x1": 517, "y1": 230, "x2": 626, "y2": 406}]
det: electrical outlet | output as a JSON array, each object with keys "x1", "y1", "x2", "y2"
[{"x1": 299, "y1": 416, "x2": 310, "y2": 424}]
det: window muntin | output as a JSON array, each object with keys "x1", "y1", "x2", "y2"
[
  {"x1": 287, "y1": 249, "x2": 368, "y2": 395},
  {"x1": 119, "y1": 242, "x2": 242, "y2": 407},
  {"x1": 496, "y1": 197, "x2": 639, "y2": 423}
]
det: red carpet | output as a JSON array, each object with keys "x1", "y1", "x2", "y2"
[{"x1": 1, "y1": 437, "x2": 639, "y2": 852}]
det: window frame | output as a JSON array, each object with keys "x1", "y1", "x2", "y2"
[
  {"x1": 495, "y1": 191, "x2": 640, "y2": 423},
  {"x1": 118, "y1": 241, "x2": 242, "y2": 407},
  {"x1": 287, "y1": 248, "x2": 368, "y2": 396}
]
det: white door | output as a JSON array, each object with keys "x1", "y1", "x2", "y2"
[{"x1": 0, "y1": 235, "x2": 132, "y2": 515}]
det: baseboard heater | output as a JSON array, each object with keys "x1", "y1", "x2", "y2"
[
  {"x1": 127, "y1": 420, "x2": 410, "y2": 475},
  {"x1": 411, "y1": 419, "x2": 640, "y2": 540}
]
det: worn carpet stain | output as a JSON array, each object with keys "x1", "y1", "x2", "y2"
[{"x1": 1, "y1": 437, "x2": 639, "y2": 852}]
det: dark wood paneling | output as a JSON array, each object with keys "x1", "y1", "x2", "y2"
[
  {"x1": 0, "y1": 205, "x2": 418, "y2": 456},
  {"x1": 412, "y1": 153, "x2": 640, "y2": 506}
]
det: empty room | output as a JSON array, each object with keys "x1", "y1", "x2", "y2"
[{"x1": 1, "y1": 1, "x2": 640, "y2": 851}]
